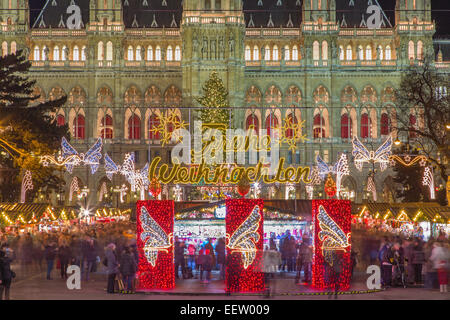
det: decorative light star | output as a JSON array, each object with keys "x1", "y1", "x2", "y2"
[
  {"x1": 149, "y1": 110, "x2": 187, "y2": 146},
  {"x1": 274, "y1": 116, "x2": 308, "y2": 151}
]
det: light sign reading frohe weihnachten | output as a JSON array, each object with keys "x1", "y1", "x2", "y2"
[{"x1": 148, "y1": 120, "x2": 314, "y2": 185}]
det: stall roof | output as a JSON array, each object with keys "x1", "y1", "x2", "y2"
[{"x1": 353, "y1": 202, "x2": 450, "y2": 223}]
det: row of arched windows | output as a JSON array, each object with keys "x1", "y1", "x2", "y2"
[
  {"x1": 126, "y1": 45, "x2": 181, "y2": 61},
  {"x1": 339, "y1": 44, "x2": 392, "y2": 61},
  {"x1": 33, "y1": 44, "x2": 87, "y2": 61},
  {"x1": 408, "y1": 40, "x2": 424, "y2": 60},
  {"x1": 243, "y1": 107, "x2": 420, "y2": 141},
  {"x1": 245, "y1": 45, "x2": 300, "y2": 61},
  {"x1": 1, "y1": 41, "x2": 17, "y2": 56}
]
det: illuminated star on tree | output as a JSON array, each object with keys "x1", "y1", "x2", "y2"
[{"x1": 149, "y1": 110, "x2": 187, "y2": 146}]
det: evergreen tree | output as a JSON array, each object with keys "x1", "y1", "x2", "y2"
[
  {"x1": 392, "y1": 146, "x2": 430, "y2": 203},
  {"x1": 0, "y1": 50, "x2": 68, "y2": 202},
  {"x1": 196, "y1": 72, "x2": 233, "y2": 128}
]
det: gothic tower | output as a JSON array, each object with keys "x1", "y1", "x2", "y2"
[{"x1": 181, "y1": 0, "x2": 245, "y2": 126}]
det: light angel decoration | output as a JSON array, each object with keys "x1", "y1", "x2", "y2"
[
  {"x1": 20, "y1": 170, "x2": 33, "y2": 203},
  {"x1": 104, "y1": 153, "x2": 149, "y2": 200},
  {"x1": 40, "y1": 137, "x2": 103, "y2": 174},
  {"x1": 422, "y1": 167, "x2": 436, "y2": 200},
  {"x1": 315, "y1": 153, "x2": 350, "y2": 199},
  {"x1": 352, "y1": 135, "x2": 392, "y2": 172}
]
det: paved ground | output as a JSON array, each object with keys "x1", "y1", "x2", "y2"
[{"x1": 6, "y1": 266, "x2": 450, "y2": 300}]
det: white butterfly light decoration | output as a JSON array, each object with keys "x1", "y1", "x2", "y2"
[{"x1": 226, "y1": 205, "x2": 262, "y2": 269}]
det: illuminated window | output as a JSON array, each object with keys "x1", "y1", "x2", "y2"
[
  {"x1": 341, "y1": 113, "x2": 352, "y2": 139},
  {"x1": 106, "y1": 42, "x2": 113, "y2": 61},
  {"x1": 73, "y1": 46, "x2": 79, "y2": 61},
  {"x1": 81, "y1": 46, "x2": 87, "y2": 61},
  {"x1": 100, "y1": 115, "x2": 113, "y2": 139},
  {"x1": 417, "y1": 41, "x2": 423, "y2": 60},
  {"x1": 167, "y1": 45, "x2": 173, "y2": 61},
  {"x1": 136, "y1": 46, "x2": 142, "y2": 61},
  {"x1": 313, "y1": 41, "x2": 320, "y2": 60},
  {"x1": 155, "y1": 46, "x2": 161, "y2": 61},
  {"x1": 147, "y1": 46, "x2": 153, "y2": 61},
  {"x1": 346, "y1": 45, "x2": 352, "y2": 60},
  {"x1": 253, "y1": 46, "x2": 259, "y2": 60},
  {"x1": 385, "y1": 45, "x2": 391, "y2": 60},
  {"x1": 128, "y1": 114, "x2": 141, "y2": 140},
  {"x1": 73, "y1": 114, "x2": 85, "y2": 140},
  {"x1": 148, "y1": 114, "x2": 160, "y2": 140},
  {"x1": 339, "y1": 45, "x2": 344, "y2": 60},
  {"x1": 378, "y1": 45, "x2": 383, "y2": 60},
  {"x1": 53, "y1": 46, "x2": 60, "y2": 61},
  {"x1": 97, "y1": 42, "x2": 104, "y2": 61},
  {"x1": 272, "y1": 45, "x2": 279, "y2": 61},
  {"x1": 175, "y1": 46, "x2": 181, "y2": 61},
  {"x1": 360, "y1": 113, "x2": 370, "y2": 138},
  {"x1": 322, "y1": 41, "x2": 328, "y2": 60},
  {"x1": 408, "y1": 41, "x2": 415, "y2": 60},
  {"x1": 284, "y1": 45, "x2": 290, "y2": 61},
  {"x1": 127, "y1": 45, "x2": 134, "y2": 61},
  {"x1": 380, "y1": 113, "x2": 390, "y2": 136},
  {"x1": 365, "y1": 45, "x2": 372, "y2": 60},
  {"x1": 265, "y1": 45, "x2": 270, "y2": 61},
  {"x1": 292, "y1": 45, "x2": 298, "y2": 60},
  {"x1": 245, "y1": 45, "x2": 251, "y2": 61}
]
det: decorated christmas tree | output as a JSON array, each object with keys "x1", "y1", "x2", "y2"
[{"x1": 196, "y1": 72, "x2": 233, "y2": 129}]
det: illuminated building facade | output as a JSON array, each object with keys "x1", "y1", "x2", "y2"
[{"x1": 0, "y1": 0, "x2": 448, "y2": 205}]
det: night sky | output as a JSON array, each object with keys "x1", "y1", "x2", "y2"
[{"x1": 28, "y1": 0, "x2": 450, "y2": 36}]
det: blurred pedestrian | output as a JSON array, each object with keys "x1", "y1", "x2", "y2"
[
  {"x1": 215, "y1": 238, "x2": 226, "y2": 280},
  {"x1": 119, "y1": 246, "x2": 137, "y2": 293},
  {"x1": 0, "y1": 248, "x2": 14, "y2": 300},
  {"x1": 429, "y1": 242, "x2": 449, "y2": 293},
  {"x1": 58, "y1": 241, "x2": 72, "y2": 280},
  {"x1": 412, "y1": 239, "x2": 425, "y2": 285},
  {"x1": 44, "y1": 242, "x2": 56, "y2": 280},
  {"x1": 105, "y1": 243, "x2": 119, "y2": 294}
]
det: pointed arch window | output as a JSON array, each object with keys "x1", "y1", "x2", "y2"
[
  {"x1": 53, "y1": 46, "x2": 60, "y2": 61},
  {"x1": 167, "y1": 45, "x2": 173, "y2": 61},
  {"x1": 284, "y1": 45, "x2": 290, "y2": 61},
  {"x1": 264, "y1": 45, "x2": 270, "y2": 61},
  {"x1": 417, "y1": 41, "x2": 423, "y2": 60},
  {"x1": 81, "y1": 46, "x2": 87, "y2": 61},
  {"x1": 127, "y1": 46, "x2": 134, "y2": 61},
  {"x1": 272, "y1": 45, "x2": 279, "y2": 61},
  {"x1": 346, "y1": 45, "x2": 352, "y2": 60},
  {"x1": 73, "y1": 46, "x2": 79, "y2": 61},
  {"x1": 73, "y1": 114, "x2": 85, "y2": 140},
  {"x1": 106, "y1": 42, "x2": 113, "y2": 61},
  {"x1": 245, "y1": 45, "x2": 251, "y2": 61},
  {"x1": 155, "y1": 46, "x2": 161, "y2": 61},
  {"x1": 147, "y1": 46, "x2": 153, "y2": 61},
  {"x1": 313, "y1": 114, "x2": 325, "y2": 138},
  {"x1": 57, "y1": 114, "x2": 65, "y2": 127},
  {"x1": 385, "y1": 45, "x2": 391, "y2": 60},
  {"x1": 380, "y1": 113, "x2": 390, "y2": 136},
  {"x1": 313, "y1": 41, "x2": 320, "y2": 60},
  {"x1": 175, "y1": 46, "x2": 181, "y2": 61},
  {"x1": 246, "y1": 114, "x2": 259, "y2": 134},
  {"x1": 128, "y1": 114, "x2": 141, "y2": 140},
  {"x1": 339, "y1": 45, "x2": 344, "y2": 61},
  {"x1": 292, "y1": 45, "x2": 298, "y2": 60},
  {"x1": 1, "y1": 41, "x2": 7, "y2": 56},
  {"x1": 378, "y1": 45, "x2": 383, "y2": 60},
  {"x1": 265, "y1": 114, "x2": 279, "y2": 137},
  {"x1": 408, "y1": 41, "x2": 415, "y2": 60},
  {"x1": 253, "y1": 46, "x2": 259, "y2": 60},
  {"x1": 341, "y1": 113, "x2": 352, "y2": 139},
  {"x1": 360, "y1": 113, "x2": 370, "y2": 138},
  {"x1": 365, "y1": 45, "x2": 372, "y2": 60},
  {"x1": 97, "y1": 42, "x2": 104, "y2": 61},
  {"x1": 322, "y1": 41, "x2": 328, "y2": 60},
  {"x1": 100, "y1": 115, "x2": 113, "y2": 139}
]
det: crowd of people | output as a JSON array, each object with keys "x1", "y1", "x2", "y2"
[{"x1": 0, "y1": 222, "x2": 448, "y2": 299}]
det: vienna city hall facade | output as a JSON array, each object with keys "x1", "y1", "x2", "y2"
[{"x1": 0, "y1": 0, "x2": 449, "y2": 207}]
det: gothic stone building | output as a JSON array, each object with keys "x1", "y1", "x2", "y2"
[{"x1": 0, "y1": 0, "x2": 449, "y2": 206}]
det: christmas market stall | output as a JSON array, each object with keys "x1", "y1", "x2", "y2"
[{"x1": 352, "y1": 202, "x2": 450, "y2": 240}]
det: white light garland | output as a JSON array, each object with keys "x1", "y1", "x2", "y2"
[
  {"x1": 69, "y1": 177, "x2": 80, "y2": 202},
  {"x1": 98, "y1": 182, "x2": 107, "y2": 202},
  {"x1": 422, "y1": 166, "x2": 435, "y2": 200},
  {"x1": 104, "y1": 153, "x2": 149, "y2": 194},
  {"x1": 367, "y1": 175, "x2": 377, "y2": 202},
  {"x1": 20, "y1": 170, "x2": 33, "y2": 203},
  {"x1": 315, "y1": 153, "x2": 350, "y2": 199}
]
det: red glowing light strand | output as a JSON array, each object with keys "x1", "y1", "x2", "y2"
[
  {"x1": 225, "y1": 199, "x2": 265, "y2": 293},
  {"x1": 136, "y1": 200, "x2": 175, "y2": 290},
  {"x1": 311, "y1": 200, "x2": 352, "y2": 290}
]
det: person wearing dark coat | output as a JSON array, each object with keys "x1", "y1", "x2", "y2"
[
  {"x1": 411, "y1": 240, "x2": 426, "y2": 285},
  {"x1": 83, "y1": 239, "x2": 97, "y2": 281},
  {"x1": 44, "y1": 243, "x2": 57, "y2": 280},
  {"x1": 174, "y1": 237, "x2": 186, "y2": 279},
  {"x1": 105, "y1": 243, "x2": 119, "y2": 293},
  {"x1": 58, "y1": 243, "x2": 72, "y2": 279},
  {"x1": 215, "y1": 238, "x2": 226, "y2": 280},
  {"x1": 0, "y1": 249, "x2": 14, "y2": 300},
  {"x1": 119, "y1": 247, "x2": 137, "y2": 293}
]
